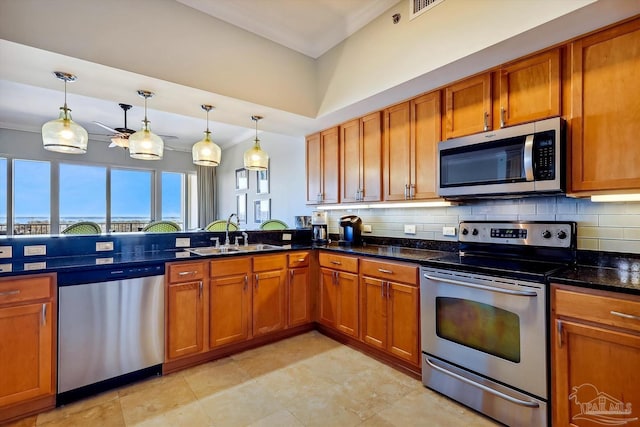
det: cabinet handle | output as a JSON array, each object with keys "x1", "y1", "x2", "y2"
[
  {"x1": 483, "y1": 112, "x2": 489, "y2": 131},
  {"x1": 244, "y1": 275, "x2": 248, "y2": 291},
  {"x1": 255, "y1": 273, "x2": 259, "y2": 289},
  {"x1": 178, "y1": 271, "x2": 197, "y2": 276},
  {"x1": 610, "y1": 310, "x2": 640, "y2": 321},
  {"x1": 556, "y1": 320, "x2": 563, "y2": 348},
  {"x1": 380, "y1": 281, "x2": 385, "y2": 298},
  {"x1": 198, "y1": 281, "x2": 203, "y2": 298},
  {"x1": 378, "y1": 268, "x2": 393, "y2": 274},
  {"x1": 387, "y1": 282, "x2": 391, "y2": 298},
  {"x1": 500, "y1": 108, "x2": 506, "y2": 128},
  {"x1": 297, "y1": 258, "x2": 305, "y2": 262},
  {"x1": 404, "y1": 184, "x2": 409, "y2": 200},
  {"x1": 41, "y1": 303, "x2": 47, "y2": 326},
  {"x1": 0, "y1": 289, "x2": 20, "y2": 297},
  {"x1": 334, "y1": 271, "x2": 339, "y2": 285},
  {"x1": 410, "y1": 184, "x2": 415, "y2": 199},
  {"x1": 330, "y1": 260, "x2": 342, "y2": 265}
]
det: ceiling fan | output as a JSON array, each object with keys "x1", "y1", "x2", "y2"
[{"x1": 92, "y1": 103, "x2": 178, "y2": 149}]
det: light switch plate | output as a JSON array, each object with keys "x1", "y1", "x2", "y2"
[
  {"x1": 404, "y1": 224, "x2": 416, "y2": 235},
  {"x1": 0, "y1": 263, "x2": 12, "y2": 272},
  {"x1": 96, "y1": 241, "x2": 114, "y2": 251},
  {"x1": 282, "y1": 233, "x2": 292, "y2": 241},
  {"x1": 0, "y1": 246, "x2": 12, "y2": 258},
  {"x1": 442, "y1": 226, "x2": 457, "y2": 237},
  {"x1": 175, "y1": 238, "x2": 190, "y2": 248},
  {"x1": 24, "y1": 245, "x2": 46, "y2": 256},
  {"x1": 363, "y1": 224, "x2": 372, "y2": 233},
  {"x1": 24, "y1": 261, "x2": 46, "y2": 270}
]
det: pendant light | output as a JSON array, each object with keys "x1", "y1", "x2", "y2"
[
  {"x1": 192, "y1": 104, "x2": 221, "y2": 166},
  {"x1": 42, "y1": 71, "x2": 88, "y2": 154},
  {"x1": 243, "y1": 115, "x2": 268, "y2": 171},
  {"x1": 129, "y1": 90, "x2": 164, "y2": 160}
]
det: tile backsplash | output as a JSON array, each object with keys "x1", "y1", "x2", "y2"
[{"x1": 324, "y1": 196, "x2": 640, "y2": 254}]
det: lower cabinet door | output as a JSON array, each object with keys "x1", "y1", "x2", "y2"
[
  {"x1": 361, "y1": 277, "x2": 387, "y2": 350},
  {"x1": 387, "y1": 282, "x2": 419, "y2": 364},
  {"x1": 167, "y1": 281, "x2": 204, "y2": 359},
  {"x1": 553, "y1": 319, "x2": 640, "y2": 427},
  {"x1": 319, "y1": 268, "x2": 338, "y2": 327},
  {"x1": 336, "y1": 272, "x2": 359, "y2": 338},
  {"x1": 0, "y1": 302, "x2": 53, "y2": 407},
  {"x1": 253, "y1": 270, "x2": 286, "y2": 336},
  {"x1": 288, "y1": 267, "x2": 311, "y2": 327},
  {"x1": 210, "y1": 274, "x2": 250, "y2": 347}
]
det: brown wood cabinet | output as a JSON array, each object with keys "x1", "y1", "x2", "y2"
[
  {"x1": 166, "y1": 262, "x2": 207, "y2": 360},
  {"x1": 444, "y1": 72, "x2": 492, "y2": 139},
  {"x1": 570, "y1": 18, "x2": 640, "y2": 193},
  {"x1": 498, "y1": 48, "x2": 561, "y2": 128},
  {"x1": 287, "y1": 251, "x2": 311, "y2": 327},
  {"x1": 306, "y1": 127, "x2": 339, "y2": 204},
  {"x1": 383, "y1": 93, "x2": 441, "y2": 201},
  {"x1": 340, "y1": 112, "x2": 382, "y2": 203},
  {"x1": 209, "y1": 257, "x2": 252, "y2": 347},
  {"x1": 252, "y1": 254, "x2": 287, "y2": 336},
  {"x1": 360, "y1": 259, "x2": 420, "y2": 365},
  {"x1": 0, "y1": 274, "x2": 56, "y2": 423},
  {"x1": 551, "y1": 284, "x2": 640, "y2": 426},
  {"x1": 318, "y1": 252, "x2": 359, "y2": 338}
]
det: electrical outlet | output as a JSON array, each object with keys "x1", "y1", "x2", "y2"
[
  {"x1": 95, "y1": 257, "x2": 114, "y2": 265},
  {"x1": 282, "y1": 233, "x2": 292, "y2": 241},
  {"x1": 0, "y1": 264, "x2": 12, "y2": 273},
  {"x1": 175, "y1": 238, "x2": 190, "y2": 248},
  {"x1": 96, "y1": 241, "x2": 114, "y2": 251},
  {"x1": 175, "y1": 251, "x2": 190, "y2": 258},
  {"x1": 0, "y1": 246, "x2": 12, "y2": 258},
  {"x1": 24, "y1": 261, "x2": 46, "y2": 271},
  {"x1": 442, "y1": 226, "x2": 457, "y2": 237},
  {"x1": 404, "y1": 224, "x2": 416, "y2": 235},
  {"x1": 363, "y1": 224, "x2": 372, "y2": 233},
  {"x1": 24, "y1": 245, "x2": 46, "y2": 256}
]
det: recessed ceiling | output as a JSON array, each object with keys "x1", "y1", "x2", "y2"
[{"x1": 176, "y1": 0, "x2": 399, "y2": 58}]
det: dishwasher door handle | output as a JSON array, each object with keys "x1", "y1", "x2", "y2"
[{"x1": 423, "y1": 274, "x2": 538, "y2": 297}]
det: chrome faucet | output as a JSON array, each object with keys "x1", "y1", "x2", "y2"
[
  {"x1": 225, "y1": 213, "x2": 238, "y2": 246},
  {"x1": 242, "y1": 232, "x2": 248, "y2": 246}
]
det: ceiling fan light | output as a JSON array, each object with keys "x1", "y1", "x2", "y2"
[
  {"x1": 193, "y1": 131, "x2": 221, "y2": 166},
  {"x1": 42, "y1": 72, "x2": 88, "y2": 154},
  {"x1": 244, "y1": 115, "x2": 268, "y2": 171},
  {"x1": 110, "y1": 136, "x2": 129, "y2": 149}
]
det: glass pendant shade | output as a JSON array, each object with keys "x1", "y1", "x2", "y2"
[
  {"x1": 42, "y1": 107, "x2": 88, "y2": 153},
  {"x1": 129, "y1": 90, "x2": 163, "y2": 160},
  {"x1": 243, "y1": 115, "x2": 269, "y2": 171},
  {"x1": 129, "y1": 120, "x2": 163, "y2": 160},
  {"x1": 192, "y1": 105, "x2": 221, "y2": 166},
  {"x1": 42, "y1": 71, "x2": 88, "y2": 154}
]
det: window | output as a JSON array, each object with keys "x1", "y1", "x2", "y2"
[
  {"x1": 60, "y1": 164, "x2": 106, "y2": 232},
  {"x1": 14, "y1": 160, "x2": 50, "y2": 235},
  {"x1": 161, "y1": 172, "x2": 184, "y2": 229},
  {"x1": 111, "y1": 169, "x2": 152, "y2": 232},
  {"x1": 188, "y1": 173, "x2": 198, "y2": 230},
  {"x1": 0, "y1": 158, "x2": 6, "y2": 234}
]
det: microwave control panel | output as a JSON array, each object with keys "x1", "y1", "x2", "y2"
[{"x1": 533, "y1": 131, "x2": 555, "y2": 180}]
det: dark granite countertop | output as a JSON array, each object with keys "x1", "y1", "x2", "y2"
[
  {"x1": 316, "y1": 243, "x2": 450, "y2": 262},
  {"x1": 550, "y1": 265, "x2": 640, "y2": 296}
]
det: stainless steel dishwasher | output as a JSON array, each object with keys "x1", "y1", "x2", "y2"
[{"x1": 57, "y1": 263, "x2": 165, "y2": 405}]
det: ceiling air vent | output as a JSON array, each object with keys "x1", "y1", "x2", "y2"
[{"x1": 409, "y1": 0, "x2": 445, "y2": 20}]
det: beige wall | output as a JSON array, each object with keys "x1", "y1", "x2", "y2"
[{"x1": 323, "y1": 197, "x2": 640, "y2": 254}]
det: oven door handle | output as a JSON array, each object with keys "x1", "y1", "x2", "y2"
[
  {"x1": 423, "y1": 274, "x2": 538, "y2": 297},
  {"x1": 424, "y1": 356, "x2": 540, "y2": 408}
]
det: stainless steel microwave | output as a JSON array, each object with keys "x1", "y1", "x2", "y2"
[{"x1": 437, "y1": 117, "x2": 564, "y2": 198}]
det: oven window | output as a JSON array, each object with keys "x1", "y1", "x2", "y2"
[{"x1": 435, "y1": 297, "x2": 520, "y2": 363}]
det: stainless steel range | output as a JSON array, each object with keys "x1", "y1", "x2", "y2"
[{"x1": 420, "y1": 221, "x2": 576, "y2": 427}]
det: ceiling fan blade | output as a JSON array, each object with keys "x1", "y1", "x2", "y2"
[{"x1": 93, "y1": 121, "x2": 119, "y2": 134}]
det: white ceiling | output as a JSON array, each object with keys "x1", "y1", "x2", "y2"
[{"x1": 0, "y1": 0, "x2": 397, "y2": 153}]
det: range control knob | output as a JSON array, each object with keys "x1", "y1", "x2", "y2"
[
  {"x1": 461, "y1": 228, "x2": 469, "y2": 236},
  {"x1": 472, "y1": 228, "x2": 479, "y2": 236},
  {"x1": 542, "y1": 230, "x2": 552, "y2": 239},
  {"x1": 557, "y1": 230, "x2": 567, "y2": 240}
]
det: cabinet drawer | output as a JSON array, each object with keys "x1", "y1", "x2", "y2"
[
  {"x1": 168, "y1": 262, "x2": 205, "y2": 283},
  {"x1": 0, "y1": 274, "x2": 53, "y2": 305},
  {"x1": 288, "y1": 252, "x2": 310, "y2": 268},
  {"x1": 360, "y1": 259, "x2": 417, "y2": 285},
  {"x1": 253, "y1": 253, "x2": 286, "y2": 272},
  {"x1": 210, "y1": 257, "x2": 251, "y2": 277},
  {"x1": 319, "y1": 252, "x2": 358, "y2": 273},
  {"x1": 554, "y1": 285, "x2": 640, "y2": 334}
]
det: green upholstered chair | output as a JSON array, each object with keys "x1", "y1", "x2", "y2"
[
  {"x1": 206, "y1": 220, "x2": 238, "y2": 231},
  {"x1": 259, "y1": 219, "x2": 289, "y2": 230},
  {"x1": 142, "y1": 221, "x2": 181, "y2": 232},
  {"x1": 62, "y1": 221, "x2": 102, "y2": 235}
]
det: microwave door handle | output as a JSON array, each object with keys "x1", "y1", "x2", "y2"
[{"x1": 524, "y1": 134, "x2": 534, "y2": 181}]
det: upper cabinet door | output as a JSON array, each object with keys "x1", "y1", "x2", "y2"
[
  {"x1": 411, "y1": 91, "x2": 441, "y2": 200},
  {"x1": 360, "y1": 111, "x2": 382, "y2": 202},
  {"x1": 305, "y1": 132, "x2": 322, "y2": 204},
  {"x1": 383, "y1": 102, "x2": 412, "y2": 201},
  {"x1": 499, "y1": 48, "x2": 561, "y2": 128},
  {"x1": 340, "y1": 118, "x2": 362, "y2": 203},
  {"x1": 571, "y1": 18, "x2": 640, "y2": 193},
  {"x1": 320, "y1": 127, "x2": 340, "y2": 204},
  {"x1": 444, "y1": 73, "x2": 492, "y2": 139}
]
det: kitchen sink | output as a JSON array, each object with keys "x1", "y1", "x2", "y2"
[{"x1": 185, "y1": 243, "x2": 282, "y2": 256}]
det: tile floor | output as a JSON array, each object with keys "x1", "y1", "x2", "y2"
[{"x1": 5, "y1": 331, "x2": 500, "y2": 426}]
